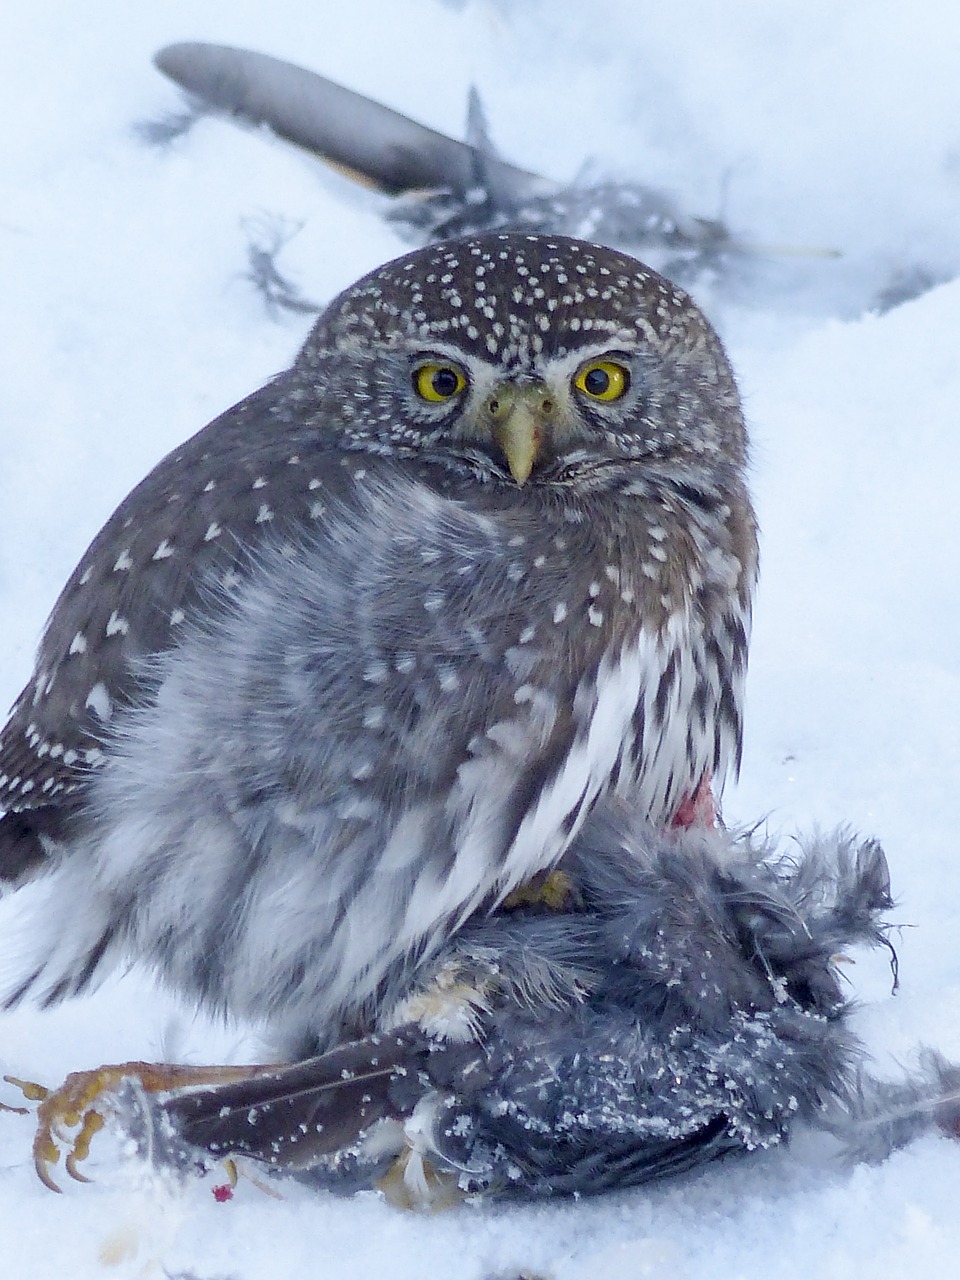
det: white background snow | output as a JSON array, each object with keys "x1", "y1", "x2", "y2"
[{"x1": 2, "y1": 1, "x2": 960, "y2": 1276}]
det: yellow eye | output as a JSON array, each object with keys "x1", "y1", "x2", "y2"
[
  {"x1": 574, "y1": 360, "x2": 630, "y2": 402},
  {"x1": 414, "y1": 363, "x2": 467, "y2": 403}
]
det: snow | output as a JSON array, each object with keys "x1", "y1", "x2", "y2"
[{"x1": 2, "y1": 0, "x2": 960, "y2": 1275}]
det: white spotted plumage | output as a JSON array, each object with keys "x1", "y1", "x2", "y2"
[{"x1": 0, "y1": 233, "x2": 756, "y2": 1052}]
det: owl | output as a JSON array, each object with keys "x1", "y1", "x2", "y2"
[{"x1": 0, "y1": 233, "x2": 757, "y2": 1054}]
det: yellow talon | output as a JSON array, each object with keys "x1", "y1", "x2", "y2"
[
  {"x1": 7, "y1": 1059, "x2": 281, "y2": 1192},
  {"x1": 4, "y1": 1075, "x2": 50, "y2": 1103},
  {"x1": 539, "y1": 869, "x2": 577, "y2": 910},
  {"x1": 65, "y1": 1110, "x2": 105, "y2": 1183},
  {"x1": 0, "y1": 1101, "x2": 30, "y2": 1116},
  {"x1": 34, "y1": 1130, "x2": 64, "y2": 1193},
  {"x1": 503, "y1": 868, "x2": 578, "y2": 912}
]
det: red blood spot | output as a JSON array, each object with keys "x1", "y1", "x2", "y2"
[
  {"x1": 671, "y1": 774, "x2": 718, "y2": 829},
  {"x1": 212, "y1": 1183, "x2": 234, "y2": 1202}
]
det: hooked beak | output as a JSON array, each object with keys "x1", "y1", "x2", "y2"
[{"x1": 487, "y1": 383, "x2": 555, "y2": 486}]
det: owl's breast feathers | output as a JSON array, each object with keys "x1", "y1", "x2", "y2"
[{"x1": 2, "y1": 453, "x2": 755, "y2": 1039}]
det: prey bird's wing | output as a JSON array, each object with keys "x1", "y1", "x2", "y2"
[{"x1": 162, "y1": 1028, "x2": 434, "y2": 1175}]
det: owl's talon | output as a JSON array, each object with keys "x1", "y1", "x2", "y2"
[
  {"x1": 4, "y1": 1074, "x2": 50, "y2": 1103},
  {"x1": 28, "y1": 1064, "x2": 137, "y2": 1192},
  {"x1": 17, "y1": 1060, "x2": 274, "y2": 1192},
  {"x1": 503, "y1": 869, "x2": 579, "y2": 912},
  {"x1": 4, "y1": 1075, "x2": 65, "y2": 1189},
  {"x1": 64, "y1": 1109, "x2": 105, "y2": 1182},
  {"x1": 34, "y1": 1129, "x2": 64, "y2": 1193}
]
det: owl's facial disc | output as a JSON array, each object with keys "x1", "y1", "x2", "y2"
[
  {"x1": 477, "y1": 353, "x2": 634, "y2": 484},
  {"x1": 407, "y1": 339, "x2": 648, "y2": 483}
]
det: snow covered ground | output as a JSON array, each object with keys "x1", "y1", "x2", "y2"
[{"x1": 2, "y1": 1, "x2": 960, "y2": 1276}]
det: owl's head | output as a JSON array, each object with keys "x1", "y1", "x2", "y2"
[{"x1": 293, "y1": 233, "x2": 746, "y2": 489}]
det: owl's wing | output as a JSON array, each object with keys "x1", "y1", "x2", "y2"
[
  {"x1": 13, "y1": 470, "x2": 623, "y2": 1012},
  {"x1": 0, "y1": 374, "x2": 354, "y2": 879}
]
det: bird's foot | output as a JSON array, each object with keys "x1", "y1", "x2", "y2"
[
  {"x1": 5, "y1": 1061, "x2": 274, "y2": 1192},
  {"x1": 376, "y1": 1143, "x2": 466, "y2": 1211},
  {"x1": 502, "y1": 868, "x2": 580, "y2": 912}
]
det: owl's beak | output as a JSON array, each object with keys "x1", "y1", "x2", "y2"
[{"x1": 487, "y1": 383, "x2": 555, "y2": 485}]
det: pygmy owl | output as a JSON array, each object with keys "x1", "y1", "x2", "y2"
[{"x1": 0, "y1": 233, "x2": 757, "y2": 1053}]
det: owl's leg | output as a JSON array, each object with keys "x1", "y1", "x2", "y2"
[
  {"x1": 5, "y1": 1061, "x2": 279, "y2": 1192},
  {"x1": 501, "y1": 868, "x2": 581, "y2": 912},
  {"x1": 671, "y1": 772, "x2": 718, "y2": 830}
]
